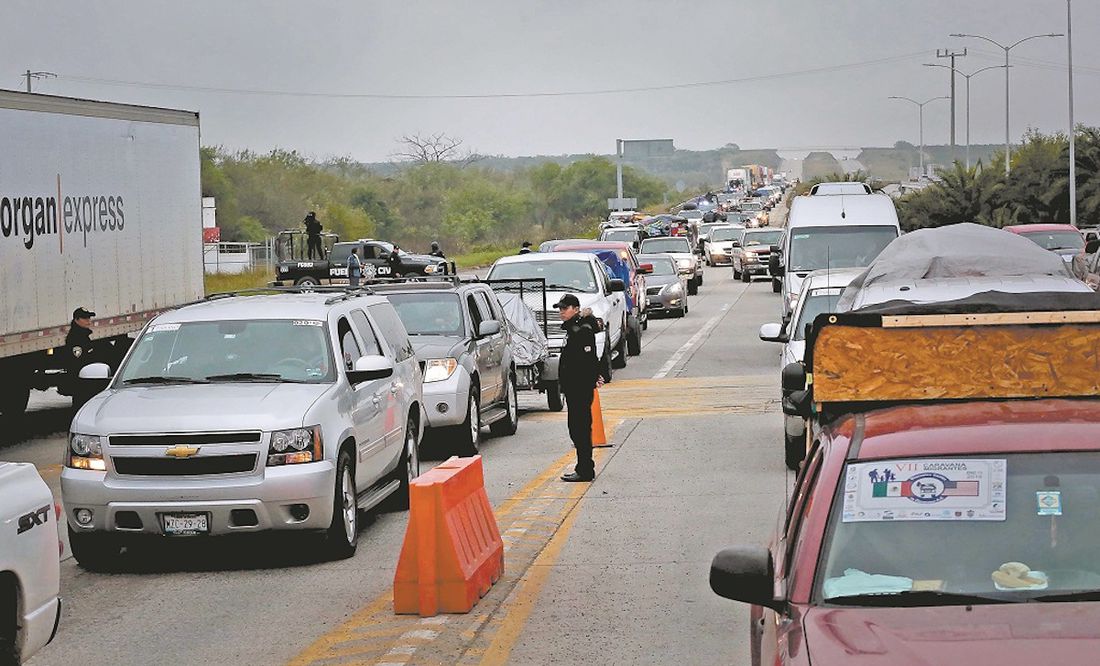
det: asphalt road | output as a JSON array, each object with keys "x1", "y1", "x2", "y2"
[{"x1": 8, "y1": 206, "x2": 793, "y2": 666}]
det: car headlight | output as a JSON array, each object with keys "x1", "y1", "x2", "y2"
[
  {"x1": 268, "y1": 426, "x2": 322, "y2": 466},
  {"x1": 67, "y1": 433, "x2": 105, "y2": 471},
  {"x1": 423, "y1": 357, "x2": 459, "y2": 383},
  {"x1": 663, "y1": 282, "x2": 683, "y2": 295},
  {"x1": 424, "y1": 264, "x2": 437, "y2": 274},
  {"x1": 676, "y1": 259, "x2": 693, "y2": 269}
]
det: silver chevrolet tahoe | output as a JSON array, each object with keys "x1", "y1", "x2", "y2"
[{"x1": 61, "y1": 291, "x2": 424, "y2": 569}]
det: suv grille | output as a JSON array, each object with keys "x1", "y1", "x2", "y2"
[
  {"x1": 646, "y1": 286, "x2": 663, "y2": 296},
  {"x1": 113, "y1": 454, "x2": 258, "y2": 476},
  {"x1": 109, "y1": 432, "x2": 262, "y2": 447}
]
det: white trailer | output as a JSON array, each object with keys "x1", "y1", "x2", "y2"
[{"x1": 0, "y1": 91, "x2": 203, "y2": 421}]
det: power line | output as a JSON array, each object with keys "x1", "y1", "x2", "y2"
[{"x1": 49, "y1": 51, "x2": 930, "y2": 100}]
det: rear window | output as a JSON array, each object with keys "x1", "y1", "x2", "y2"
[{"x1": 641, "y1": 238, "x2": 691, "y2": 254}]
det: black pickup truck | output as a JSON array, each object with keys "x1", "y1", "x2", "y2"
[{"x1": 275, "y1": 238, "x2": 449, "y2": 285}]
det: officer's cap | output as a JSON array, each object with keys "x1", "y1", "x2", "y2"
[
  {"x1": 73, "y1": 307, "x2": 96, "y2": 319},
  {"x1": 554, "y1": 294, "x2": 580, "y2": 309}
]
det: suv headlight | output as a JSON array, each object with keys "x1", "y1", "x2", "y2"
[
  {"x1": 267, "y1": 426, "x2": 322, "y2": 466},
  {"x1": 67, "y1": 433, "x2": 105, "y2": 471},
  {"x1": 676, "y1": 258, "x2": 693, "y2": 269},
  {"x1": 423, "y1": 358, "x2": 458, "y2": 383},
  {"x1": 663, "y1": 282, "x2": 683, "y2": 295},
  {"x1": 424, "y1": 264, "x2": 438, "y2": 274}
]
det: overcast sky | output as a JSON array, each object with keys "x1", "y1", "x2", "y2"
[{"x1": 5, "y1": 0, "x2": 1098, "y2": 162}]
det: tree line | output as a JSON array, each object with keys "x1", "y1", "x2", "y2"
[
  {"x1": 201, "y1": 147, "x2": 669, "y2": 254},
  {"x1": 895, "y1": 127, "x2": 1100, "y2": 231}
]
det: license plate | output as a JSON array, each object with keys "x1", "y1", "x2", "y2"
[{"x1": 162, "y1": 513, "x2": 209, "y2": 536}]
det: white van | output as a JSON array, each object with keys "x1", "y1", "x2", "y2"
[{"x1": 771, "y1": 193, "x2": 900, "y2": 318}]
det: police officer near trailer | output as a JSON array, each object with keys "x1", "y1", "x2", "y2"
[
  {"x1": 555, "y1": 294, "x2": 604, "y2": 482},
  {"x1": 66, "y1": 307, "x2": 96, "y2": 369}
]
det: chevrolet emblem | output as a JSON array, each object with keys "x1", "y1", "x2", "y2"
[{"x1": 164, "y1": 445, "x2": 200, "y2": 458}]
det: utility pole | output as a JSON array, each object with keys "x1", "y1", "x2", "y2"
[
  {"x1": 924, "y1": 63, "x2": 1008, "y2": 170},
  {"x1": 23, "y1": 70, "x2": 56, "y2": 93},
  {"x1": 936, "y1": 48, "x2": 967, "y2": 163},
  {"x1": 1067, "y1": 0, "x2": 1077, "y2": 227}
]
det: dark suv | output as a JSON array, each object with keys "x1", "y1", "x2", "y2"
[{"x1": 372, "y1": 280, "x2": 518, "y2": 455}]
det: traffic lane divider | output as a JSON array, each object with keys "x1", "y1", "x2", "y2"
[{"x1": 394, "y1": 455, "x2": 504, "y2": 616}]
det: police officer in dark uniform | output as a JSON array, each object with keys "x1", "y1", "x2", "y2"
[
  {"x1": 429, "y1": 241, "x2": 446, "y2": 258},
  {"x1": 555, "y1": 294, "x2": 603, "y2": 482},
  {"x1": 304, "y1": 211, "x2": 324, "y2": 260},
  {"x1": 66, "y1": 307, "x2": 96, "y2": 368},
  {"x1": 518, "y1": 241, "x2": 532, "y2": 255}
]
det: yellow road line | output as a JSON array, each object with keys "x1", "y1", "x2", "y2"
[
  {"x1": 286, "y1": 423, "x2": 618, "y2": 666},
  {"x1": 475, "y1": 485, "x2": 585, "y2": 666}
]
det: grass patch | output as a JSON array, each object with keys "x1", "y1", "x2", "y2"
[
  {"x1": 204, "y1": 268, "x2": 271, "y2": 295},
  {"x1": 450, "y1": 246, "x2": 516, "y2": 269}
]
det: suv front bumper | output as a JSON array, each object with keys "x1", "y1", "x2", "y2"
[{"x1": 61, "y1": 460, "x2": 337, "y2": 536}]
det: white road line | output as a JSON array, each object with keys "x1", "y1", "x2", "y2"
[{"x1": 652, "y1": 304, "x2": 730, "y2": 379}]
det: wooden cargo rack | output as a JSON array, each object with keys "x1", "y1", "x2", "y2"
[{"x1": 808, "y1": 311, "x2": 1100, "y2": 404}]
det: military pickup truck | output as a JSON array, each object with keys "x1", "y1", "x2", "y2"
[{"x1": 274, "y1": 239, "x2": 449, "y2": 286}]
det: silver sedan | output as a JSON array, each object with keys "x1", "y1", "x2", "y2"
[{"x1": 637, "y1": 254, "x2": 688, "y2": 318}]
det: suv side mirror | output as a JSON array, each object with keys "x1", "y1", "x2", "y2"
[
  {"x1": 477, "y1": 320, "x2": 501, "y2": 338},
  {"x1": 769, "y1": 246, "x2": 782, "y2": 276},
  {"x1": 348, "y1": 354, "x2": 394, "y2": 384},
  {"x1": 78, "y1": 363, "x2": 111, "y2": 380},
  {"x1": 709, "y1": 546, "x2": 783, "y2": 611},
  {"x1": 759, "y1": 323, "x2": 787, "y2": 343},
  {"x1": 781, "y1": 362, "x2": 806, "y2": 393},
  {"x1": 609, "y1": 279, "x2": 626, "y2": 292}
]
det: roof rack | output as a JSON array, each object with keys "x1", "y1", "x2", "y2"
[{"x1": 204, "y1": 284, "x2": 375, "y2": 302}]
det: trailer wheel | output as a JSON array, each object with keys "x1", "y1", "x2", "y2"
[{"x1": 0, "y1": 379, "x2": 30, "y2": 431}]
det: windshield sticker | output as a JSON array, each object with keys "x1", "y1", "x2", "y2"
[
  {"x1": 842, "y1": 459, "x2": 1007, "y2": 522},
  {"x1": 292, "y1": 320, "x2": 324, "y2": 327},
  {"x1": 1036, "y1": 491, "x2": 1062, "y2": 516},
  {"x1": 149, "y1": 323, "x2": 181, "y2": 332}
]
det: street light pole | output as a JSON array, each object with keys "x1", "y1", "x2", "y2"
[
  {"x1": 923, "y1": 64, "x2": 1008, "y2": 170},
  {"x1": 1067, "y1": 0, "x2": 1077, "y2": 227},
  {"x1": 951, "y1": 32, "x2": 1064, "y2": 177},
  {"x1": 888, "y1": 96, "x2": 949, "y2": 176}
]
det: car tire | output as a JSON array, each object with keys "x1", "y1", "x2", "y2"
[
  {"x1": 674, "y1": 306, "x2": 686, "y2": 318},
  {"x1": 742, "y1": 269, "x2": 751, "y2": 283},
  {"x1": 68, "y1": 527, "x2": 123, "y2": 572},
  {"x1": 295, "y1": 276, "x2": 320, "y2": 286},
  {"x1": 390, "y1": 414, "x2": 420, "y2": 510},
  {"x1": 627, "y1": 319, "x2": 642, "y2": 356},
  {"x1": 784, "y1": 432, "x2": 805, "y2": 471},
  {"x1": 612, "y1": 328, "x2": 628, "y2": 369},
  {"x1": 490, "y1": 374, "x2": 519, "y2": 437},
  {"x1": 687, "y1": 280, "x2": 698, "y2": 296},
  {"x1": 546, "y1": 381, "x2": 564, "y2": 412},
  {"x1": 324, "y1": 448, "x2": 359, "y2": 560},
  {"x1": 772, "y1": 278, "x2": 782, "y2": 294},
  {"x1": 453, "y1": 389, "x2": 481, "y2": 456},
  {"x1": 600, "y1": 332, "x2": 613, "y2": 383}
]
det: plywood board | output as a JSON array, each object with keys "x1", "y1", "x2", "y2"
[{"x1": 813, "y1": 324, "x2": 1100, "y2": 403}]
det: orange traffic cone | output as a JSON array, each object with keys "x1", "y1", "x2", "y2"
[{"x1": 591, "y1": 388, "x2": 609, "y2": 447}]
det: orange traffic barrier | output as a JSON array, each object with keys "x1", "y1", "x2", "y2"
[
  {"x1": 393, "y1": 455, "x2": 504, "y2": 616},
  {"x1": 591, "y1": 388, "x2": 609, "y2": 447}
]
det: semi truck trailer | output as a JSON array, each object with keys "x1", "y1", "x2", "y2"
[{"x1": 0, "y1": 91, "x2": 204, "y2": 424}]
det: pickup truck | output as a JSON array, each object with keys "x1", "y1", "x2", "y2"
[{"x1": 1, "y1": 463, "x2": 61, "y2": 665}]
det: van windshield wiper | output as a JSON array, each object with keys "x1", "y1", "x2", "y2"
[
  {"x1": 123, "y1": 376, "x2": 209, "y2": 385},
  {"x1": 205, "y1": 372, "x2": 290, "y2": 383},
  {"x1": 826, "y1": 590, "x2": 1011, "y2": 607}
]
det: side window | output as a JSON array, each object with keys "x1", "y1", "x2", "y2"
[
  {"x1": 467, "y1": 294, "x2": 485, "y2": 330},
  {"x1": 362, "y1": 244, "x2": 378, "y2": 260},
  {"x1": 472, "y1": 292, "x2": 496, "y2": 323},
  {"x1": 368, "y1": 304, "x2": 415, "y2": 362},
  {"x1": 349, "y1": 310, "x2": 384, "y2": 357},
  {"x1": 337, "y1": 317, "x2": 362, "y2": 371},
  {"x1": 599, "y1": 263, "x2": 613, "y2": 293}
]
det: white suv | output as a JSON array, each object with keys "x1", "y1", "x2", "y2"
[
  {"x1": 487, "y1": 252, "x2": 628, "y2": 382},
  {"x1": 61, "y1": 290, "x2": 424, "y2": 569}
]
